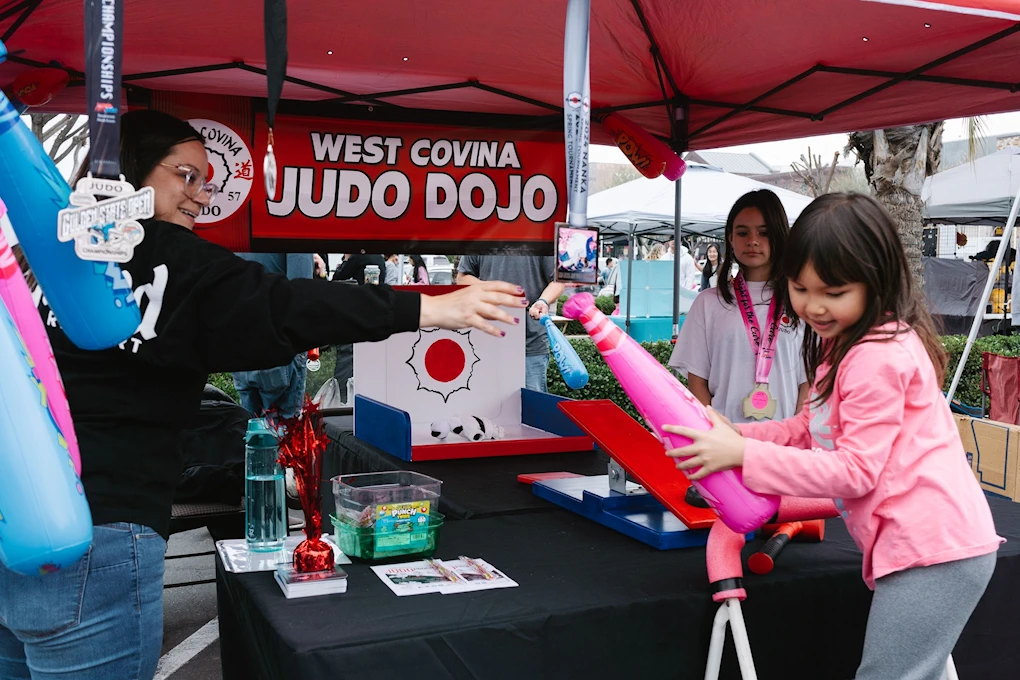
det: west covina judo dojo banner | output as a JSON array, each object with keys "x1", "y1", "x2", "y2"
[{"x1": 251, "y1": 114, "x2": 566, "y2": 254}]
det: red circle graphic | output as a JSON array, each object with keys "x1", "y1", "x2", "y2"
[{"x1": 424, "y1": 339, "x2": 466, "y2": 383}]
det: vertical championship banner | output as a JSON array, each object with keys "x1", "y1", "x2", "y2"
[
  {"x1": 250, "y1": 115, "x2": 566, "y2": 253},
  {"x1": 84, "y1": 0, "x2": 123, "y2": 179}
]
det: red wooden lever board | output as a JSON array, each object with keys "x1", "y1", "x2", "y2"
[{"x1": 557, "y1": 400, "x2": 716, "y2": 530}]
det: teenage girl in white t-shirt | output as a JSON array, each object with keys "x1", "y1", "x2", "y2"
[{"x1": 669, "y1": 190, "x2": 808, "y2": 424}]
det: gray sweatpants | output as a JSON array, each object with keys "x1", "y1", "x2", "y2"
[{"x1": 855, "y1": 552, "x2": 997, "y2": 680}]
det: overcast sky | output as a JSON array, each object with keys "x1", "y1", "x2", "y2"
[{"x1": 591, "y1": 110, "x2": 1020, "y2": 172}]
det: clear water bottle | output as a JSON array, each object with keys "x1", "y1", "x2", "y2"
[{"x1": 244, "y1": 418, "x2": 286, "y2": 552}]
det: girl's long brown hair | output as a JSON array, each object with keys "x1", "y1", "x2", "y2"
[
  {"x1": 783, "y1": 193, "x2": 946, "y2": 405},
  {"x1": 717, "y1": 189, "x2": 793, "y2": 325}
]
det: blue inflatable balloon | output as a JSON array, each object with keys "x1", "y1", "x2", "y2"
[
  {"x1": 0, "y1": 299, "x2": 92, "y2": 575},
  {"x1": 540, "y1": 315, "x2": 589, "y2": 390},
  {"x1": 0, "y1": 41, "x2": 140, "y2": 351}
]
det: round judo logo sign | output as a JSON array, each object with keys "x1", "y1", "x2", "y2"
[
  {"x1": 405, "y1": 329, "x2": 481, "y2": 403},
  {"x1": 188, "y1": 119, "x2": 253, "y2": 225}
]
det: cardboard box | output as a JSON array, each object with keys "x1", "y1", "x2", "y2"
[{"x1": 956, "y1": 414, "x2": 1020, "y2": 501}]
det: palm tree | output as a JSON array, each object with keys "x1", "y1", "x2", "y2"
[{"x1": 845, "y1": 123, "x2": 944, "y2": 288}]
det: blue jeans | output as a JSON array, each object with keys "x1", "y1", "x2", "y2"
[
  {"x1": 0, "y1": 523, "x2": 166, "y2": 680},
  {"x1": 525, "y1": 354, "x2": 550, "y2": 393},
  {"x1": 233, "y1": 353, "x2": 308, "y2": 419}
]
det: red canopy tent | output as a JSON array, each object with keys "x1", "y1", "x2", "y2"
[
  {"x1": 4, "y1": 0, "x2": 1017, "y2": 336},
  {"x1": 2, "y1": 0, "x2": 1019, "y2": 152}
]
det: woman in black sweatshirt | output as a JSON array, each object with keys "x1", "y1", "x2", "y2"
[{"x1": 0, "y1": 110, "x2": 522, "y2": 680}]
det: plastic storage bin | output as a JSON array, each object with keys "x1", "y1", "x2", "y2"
[
  {"x1": 332, "y1": 471, "x2": 442, "y2": 526},
  {"x1": 331, "y1": 512, "x2": 445, "y2": 561}
]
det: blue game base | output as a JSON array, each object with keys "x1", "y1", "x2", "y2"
[{"x1": 533, "y1": 475, "x2": 710, "y2": 550}]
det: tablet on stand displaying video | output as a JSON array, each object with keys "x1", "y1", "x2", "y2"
[{"x1": 554, "y1": 223, "x2": 599, "y2": 285}]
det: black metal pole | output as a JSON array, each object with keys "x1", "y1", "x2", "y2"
[
  {"x1": 673, "y1": 178, "x2": 682, "y2": 338},
  {"x1": 626, "y1": 225, "x2": 635, "y2": 336}
]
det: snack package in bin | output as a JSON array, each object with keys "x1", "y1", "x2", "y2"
[
  {"x1": 331, "y1": 472, "x2": 444, "y2": 561},
  {"x1": 332, "y1": 471, "x2": 442, "y2": 526}
]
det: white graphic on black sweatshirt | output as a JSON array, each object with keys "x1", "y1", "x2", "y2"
[{"x1": 36, "y1": 264, "x2": 169, "y2": 354}]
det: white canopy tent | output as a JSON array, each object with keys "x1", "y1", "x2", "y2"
[
  {"x1": 918, "y1": 147, "x2": 1020, "y2": 399},
  {"x1": 587, "y1": 163, "x2": 815, "y2": 336},
  {"x1": 923, "y1": 148, "x2": 1020, "y2": 226},
  {"x1": 588, "y1": 163, "x2": 816, "y2": 238}
]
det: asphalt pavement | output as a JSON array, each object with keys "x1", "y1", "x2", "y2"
[{"x1": 158, "y1": 527, "x2": 222, "y2": 680}]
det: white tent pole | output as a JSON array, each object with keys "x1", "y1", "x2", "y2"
[{"x1": 945, "y1": 180, "x2": 1020, "y2": 404}]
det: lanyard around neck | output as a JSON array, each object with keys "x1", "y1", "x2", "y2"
[{"x1": 733, "y1": 274, "x2": 779, "y2": 384}]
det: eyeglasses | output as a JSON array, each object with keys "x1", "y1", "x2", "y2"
[{"x1": 159, "y1": 163, "x2": 219, "y2": 203}]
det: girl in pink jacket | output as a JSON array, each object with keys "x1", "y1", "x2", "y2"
[{"x1": 664, "y1": 193, "x2": 1001, "y2": 680}]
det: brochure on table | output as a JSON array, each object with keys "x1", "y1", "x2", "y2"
[{"x1": 371, "y1": 557, "x2": 518, "y2": 597}]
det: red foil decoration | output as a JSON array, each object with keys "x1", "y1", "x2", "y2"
[
  {"x1": 293, "y1": 537, "x2": 333, "y2": 573},
  {"x1": 274, "y1": 396, "x2": 333, "y2": 573}
]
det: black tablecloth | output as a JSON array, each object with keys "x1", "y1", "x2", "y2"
[
  {"x1": 217, "y1": 498, "x2": 1020, "y2": 680},
  {"x1": 320, "y1": 426, "x2": 610, "y2": 523}
]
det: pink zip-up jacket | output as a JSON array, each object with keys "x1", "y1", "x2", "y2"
[{"x1": 739, "y1": 325, "x2": 1001, "y2": 589}]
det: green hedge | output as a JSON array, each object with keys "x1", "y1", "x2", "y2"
[
  {"x1": 544, "y1": 334, "x2": 1020, "y2": 419},
  {"x1": 943, "y1": 334, "x2": 1020, "y2": 410},
  {"x1": 546, "y1": 338, "x2": 681, "y2": 422},
  {"x1": 207, "y1": 372, "x2": 241, "y2": 402},
  {"x1": 207, "y1": 333, "x2": 1020, "y2": 418}
]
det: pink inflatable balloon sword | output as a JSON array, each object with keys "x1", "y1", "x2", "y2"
[
  {"x1": 0, "y1": 200, "x2": 81, "y2": 474},
  {"x1": 595, "y1": 111, "x2": 687, "y2": 181},
  {"x1": 561, "y1": 293, "x2": 780, "y2": 534}
]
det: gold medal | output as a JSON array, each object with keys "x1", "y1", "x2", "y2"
[{"x1": 742, "y1": 383, "x2": 777, "y2": 420}]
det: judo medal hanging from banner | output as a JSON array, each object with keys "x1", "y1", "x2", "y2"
[
  {"x1": 60, "y1": 0, "x2": 150, "y2": 263},
  {"x1": 263, "y1": 0, "x2": 288, "y2": 201}
]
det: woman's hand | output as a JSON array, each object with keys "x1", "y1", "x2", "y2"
[
  {"x1": 662, "y1": 408, "x2": 746, "y2": 481},
  {"x1": 419, "y1": 281, "x2": 526, "y2": 337}
]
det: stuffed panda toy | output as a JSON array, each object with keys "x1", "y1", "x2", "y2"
[{"x1": 430, "y1": 415, "x2": 505, "y2": 441}]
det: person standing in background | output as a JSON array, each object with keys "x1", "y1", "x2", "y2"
[
  {"x1": 663, "y1": 240, "x2": 675, "y2": 261},
  {"x1": 409, "y1": 254, "x2": 430, "y2": 284},
  {"x1": 670, "y1": 190, "x2": 807, "y2": 424},
  {"x1": 457, "y1": 255, "x2": 564, "y2": 392},
  {"x1": 332, "y1": 251, "x2": 388, "y2": 285},
  {"x1": 331, "y1": 251, "x2": 388, "y2": 403},
  {"x1": 675, "y1": 238, "x2": 699, "y2": 291},
  {"x1": 604, "y1": 257, "x2": 622, "y2": 314},
  {"x1": 700, "y1": 243, "x2": 721, "y2": 291},
  {"x1": 383, "y1": 254, "x2": 401, "y2": 285},
  {"x1": 231, "y1": 253, "x2": 315, "y2": 419}
]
